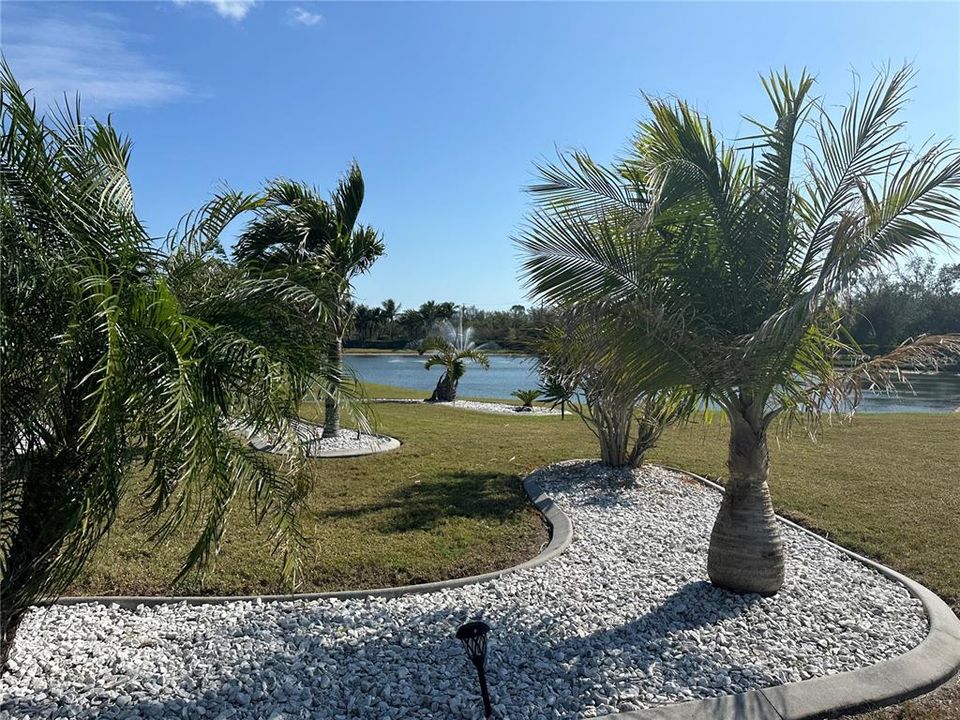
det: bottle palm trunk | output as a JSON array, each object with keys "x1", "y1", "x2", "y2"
[
  {"x1": 707, "y1": 407, "x2": 785, "y2": 595},
  {"x1": 322, "y1": 337, "x2": 342, "y2": 438},
  {"x1": 595, "y1": 403, "x2": 633, "y2": 468},
  {"x1": 428, "y1": 373, "x2": 457, "y2": 402}
]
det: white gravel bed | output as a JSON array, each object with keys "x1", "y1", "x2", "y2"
[
  {"x1": 239, "y1": 419, "x2": 398, "y2": 457},
  {"x1": 1, "y1": 462, "x2": 926, "y2": 719},
  {"x1": 433, "y1": 400, "x2": 561, "y2": 415},
  {"x1": 369, "y1": 398, "x2": 561, "y2": 415}
]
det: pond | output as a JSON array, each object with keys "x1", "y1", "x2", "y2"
[
  {"x1": 345, "y1": 354, "x2": 960, "y2": 413},
  {"x1": 347, "y1": 353, "x2": 541, "y2": 400}
]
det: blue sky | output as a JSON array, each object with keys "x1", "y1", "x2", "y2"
[{"x1": 3, "y1": 1, "x2": 959, "y2": 309}]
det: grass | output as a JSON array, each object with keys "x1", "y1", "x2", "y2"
[
  {"x1": 72, "y1": 396, "x2": 594, "y2": 595},
  {"x1": 71, "y1": 387, "x2": 960, "y2": 717},
  {"x1": 74, "y1": 389, "x2": 960, "y2": 608}
]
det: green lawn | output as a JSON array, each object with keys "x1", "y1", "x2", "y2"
[
  {"x1": 74, "y1": 388, "x2": 959, "y2": 616},
  {"x1": 69, "y1": 387, "x2": 960, "y2": 718},
  {"x1": 72, "y1": 395, "x2": 591, "y2": 595}
]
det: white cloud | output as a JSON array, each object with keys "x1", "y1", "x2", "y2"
[
  {"x1": 3, "y1": 9, "x2": 189, "y2": 109},
  {"x1": 173, "y1": 0, "x2": 257, "y2": 21},
  {"x1": 289, "y1": 6, "x2": 323, "y2": 27}
]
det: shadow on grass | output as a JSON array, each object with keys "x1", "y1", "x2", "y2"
[
  {"x1": 6, "y1": 582, "x2": 774, "y2": 719},
  {"x1": 312, "y1": 471, "x2": 533, "y2": 533}
]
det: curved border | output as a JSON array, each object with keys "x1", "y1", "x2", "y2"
[
  {"x1": 430, "y1": 400, "x2": 562, "y2": 417},
  {"x1": 246, "y1": 425, "x2": 402, "y2": 459},
  {"x1": 51, "y1": 471, "x2": 573, "y2": 609},
  {"x1": 612, "y1": 466, "x2": 960, "y2": 720},
  {"x1": 309, "y1": 434, "x2": 401, "y2": 458},
  {"x1": 49, "y1": 463, "x2": 960, "y2": 720}
]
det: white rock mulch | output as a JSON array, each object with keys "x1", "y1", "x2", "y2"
[
  {"x1": 238, "y1": 419, "x2": 398, "y2": 457},
  {"x1": 368, "y1": 398, "x2": 561, "y2": 415},
  {"x1": 1, "y1": 462, "x2": 926, "y2": 719},
  {"x1": 433, "y1": 400, "x2": 561, "y2": 416}
]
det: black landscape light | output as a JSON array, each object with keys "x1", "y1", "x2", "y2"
[{"x1": 456, "y1": 620, "x2": 493, "y2": 718}]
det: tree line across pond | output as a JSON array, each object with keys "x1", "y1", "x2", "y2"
[
  {"x1": 845, "y1": 257, "x2": 960, "y2": 354},
  {"x1": 346, "y1": 260, "x2": 960, "y2": 355},
  {"x1": 346, "y1": 300, "x2": 556, "y2": 351}
]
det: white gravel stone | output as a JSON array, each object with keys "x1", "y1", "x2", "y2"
[
  {"x1": 1, "y1": 462, "x2": 927, "y2": 719},
  {"x1": 239, "y1": 420, "x2": 398, "y2": 457},
  {"x1": 370, "y1": 398, "x2": 561, "y2": 415},
  {"x1": 433, "y1": 400, "x2": 561, "y2": 416}
]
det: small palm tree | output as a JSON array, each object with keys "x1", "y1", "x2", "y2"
[
  {"x1": 519, "y1": 65, "x2": 960, "y2": 594},
  {"x1": 538, "y1": 374, "x2": 575, "y2": 419},
  {"x1": 419, "y1": 337, "x2": 490, "y2": 402},
  {"x1": 236, "y1": 164, "x2": 384, "y2": 437},
  {"x1": 538, "y1": 305, "x2": 694, "y2": 467},
  {"x1": 511, "y1": 388, "x2": 543, "y2": 410},
  {"x1": 380, "y1": 298, "x2": 401, "y2": 339},
  {"x1": 1, "y1": 64, "x2": 328, "y2": 668}
]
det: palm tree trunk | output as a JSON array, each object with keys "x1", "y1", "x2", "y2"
[
  {"x1": 428, "y1": 374, "x2": 457, "y2": 402},
  {"x1": 0, "y1": 611, "x2": 24, "y2": 673},
  {"x1": 322, "y1": 337, "x2": 342, "y2": 438},
  {"x1": 707, "y1": 407, "x2": 785, "y2": 596},
  {"x1": 595, "y1": 402, "x2": 631, "y2": 467}
]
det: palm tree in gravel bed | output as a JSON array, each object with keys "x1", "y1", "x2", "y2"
[
  {"x1": 511, "y1": 388, "x2": 543, "y2": 410},
  {"x1": 419, "y1": 337, "x2": 490, "y2": 402},
  {"x1": 539, "y1": 374, "x2": 575, "y2": 419},
  {"x1": 1, "y1": 65, "x2": 328, "y2": 669},
  {"x1": 538, "y1": 304, "x2": 695, "y2": 467},
  {"x1": 518, "y1": 65, "x2": 960, "y2": 595},
  {"x1": 236, "y1": 163, "x2": 384, "y2": 437}
]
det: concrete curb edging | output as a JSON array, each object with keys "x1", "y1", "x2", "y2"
[
  {"x1": 52, "y1": 472, "x2": 574, "y2": 610},
  {"x1": 615, "y1": 466, "x2": 960, "y2": 720},
  {"x1": 49, "y1": 463, "x2": 959, "y2": 719}
]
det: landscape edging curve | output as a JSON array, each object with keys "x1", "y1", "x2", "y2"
[
  {"x1": 47, "y1": 462, "x2": 960, "y2": 720},
  {"x1": 309, "y1": 434, "x2": 401, "y2": 458},
  {"x1": 51, "y1": 471, "x2": 573, "y2": 609},
  {"x1": 611, "y1": 465, "x2": 960, "y2": 720}
]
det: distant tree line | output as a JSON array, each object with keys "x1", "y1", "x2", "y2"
[
  {"x1": 346, "y1": 299, "x2": 556, "y2": 351},
  {"x1": 347, "y1": 259, "x2": 960, "y2": 357},
  {"x1": 845, "y1": 258, "x2": 960, "y2": 355}
]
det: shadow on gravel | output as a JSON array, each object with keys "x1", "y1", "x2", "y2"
[
  {"x1": 3, "y1": 582, "x2": 774, "y2": 719},
  {"x1": 546, "y1": 462, "x2": 711, "y2": 512},
  {"x1": 312, "y1": 471, "x2": 531, "y2": 533}
]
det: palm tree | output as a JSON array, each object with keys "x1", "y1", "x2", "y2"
[
  {"x1": 538, "y1": 374, "x2": 574, "y2": 419},
  {"x1": 1, "y1": 64, "x2": 329, "y2": 668},
  {"x1": 518, "y1": 66, "x2": 960, "y2": 594},
  {"x1": 418, "y1": 335, "x2": 490, "y2": 402},
  {"x1": 511, "y1": 388, "x2": 543, "y2": 409},
  {"x1": 235, "y1": 164, "x2": 384, "y2": 437},
  {"x1": 353, "y1": 304, "x2": 384, "y2": 341},
  {"x1": 380, "y1": 298, "x2": 401, "y2": 339},
  {"x1": 538, "y1": 304, "x2": 694, "y2": 467}
]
